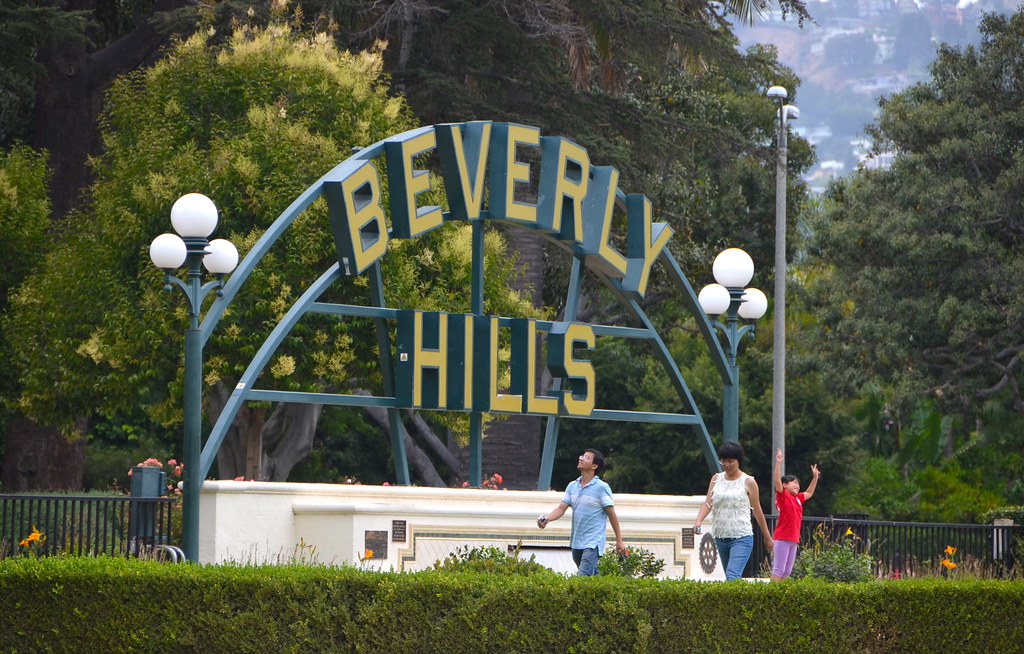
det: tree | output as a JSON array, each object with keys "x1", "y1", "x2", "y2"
[
  {"x1": 319, "y1": 0, "x2": 813, "y2": 487},
  {"x1": 0, "y1": 1, "x2": 89, "y2": 146},
  {"x1": 823, "y1": 31, "x2": 877, "y2": 69},
  {"x1": 0, "y1": 145, "x2": 84, "y2": 492},
  {"x1": 803, "y1": 9, "x2": 1024, "y2": 505},
  {"x1": 3, "y1": 21, "x2": 536, "y2": 486},
  {"x1": 2, "y1": 0, "x2": 816, "y2": 490},
  {"x1": 0, "y1": 0, "x2": 207, "y2": 491}
]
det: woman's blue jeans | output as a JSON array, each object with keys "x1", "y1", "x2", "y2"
[{"x1": 715, "y1": 534, "x2": 754, "y2": 581}]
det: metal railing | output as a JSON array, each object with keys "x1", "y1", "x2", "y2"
[
  {"x1": 746, "y1": 514, "x2": 1024, "y2": 578},
  {"x1": 1, "y1": 494, "x2": 177, "y2": 559}
]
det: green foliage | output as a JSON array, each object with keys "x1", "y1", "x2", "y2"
[
  {"x1": 834, "y1": 456, "x2": 1004, "y2": 522},
  {"x1": 801, "y1": 9, "x2": 1024, "y2": 512},
  {"x1": 0, "y1": 145, "x2": 50, "y2": 312},
  {"x1": 0, "y1": 144, "x2": 50, "y2": 435},
  {"x1": 0, "y1": 2, "x2": 90, "y2": 145},
  {"x1": 431, "y1": 544, "x2": 558, "y2": 577},
  {"x1": 597, "y1": 546, "x2": 665, "y2": 578},
  {"x1": 3, "y1": 23, "x2": 534, "y2": 446},
  {"x1": 980, "y1": 506, "x2": 1024, "y2": 524},
  {"x1": 3, "y1": 557, "x2": 1024, "y2": 653},
  {"x1": 792, "y1": 526, "x2": 874, "y2": 583},
  {"x1": 287, "y1": 405, "x2": 393, "y2": 485},
  {"x1": 805, "y1": 14, "x2": 1024, "y2": 446}
]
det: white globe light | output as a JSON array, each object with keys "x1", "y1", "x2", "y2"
[
  {"x1": 203, "y1": 239, "x2": 239, "y2": 274},
  {"x1": 767, "y1": 85, "x2": 787, "y2": 99},
  {"x1": 149, "y1": 233, "x2": 187, "y2": 269},
  {"x1": 698, "y1": 283, "x2": 731, "y2": 316},
  {"x1": 712, "y1": 248, "x2": 754, "y2": 288},
  {"x1": 738, "y1": 287, "x2": 768, "y2": 320},
  {"x1": 170, "y1": 193, "x2": 218, "y2": 238}
]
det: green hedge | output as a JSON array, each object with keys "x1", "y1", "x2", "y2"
[
  {"x1": 980, "y1": 505, "x2": 1024, "y2": 523},
  {"x1": 2, "y1": 557, "x2": 1023, "y2": 653}
]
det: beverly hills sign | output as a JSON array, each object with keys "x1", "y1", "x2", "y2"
[
  {"x1": 202, "y1": 119, "x2": 725, "y2": 491},
  {"x1": 324, "y1": 121, "x2": 672, "y2": 418}
]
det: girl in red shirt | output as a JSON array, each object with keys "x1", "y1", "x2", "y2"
[{"x1": 770, "y1": 448, "x2": 820, "y2": 581}]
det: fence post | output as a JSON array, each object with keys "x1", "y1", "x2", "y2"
[
  {"x1": 129, "y1": 466, "x2": 167, "y2": 553},
  {"x1": 993, "y1": 517, "x2": 1015, "y2": 567}
]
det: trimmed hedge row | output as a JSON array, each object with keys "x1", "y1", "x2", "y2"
[{"x1": 2, "y1": 557, "x2": 1022, "y2": 653}]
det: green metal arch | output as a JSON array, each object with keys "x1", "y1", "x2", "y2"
[{"x1": 197, "y1": 123, "x2": 734, "y2": 487}]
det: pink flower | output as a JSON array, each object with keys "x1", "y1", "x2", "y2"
[
  {"x1": 233, "y1": 476, "x2": 244, "y2": 481},
  {"x1": 382, "y1": 482, "x2": 390, "y2": 486},
  {"x1": 167, "y1": 459, "x2": 177, "y2": 466},
  {"x1": 493, "y1": 474, "x2": 503, "y2": 484}
]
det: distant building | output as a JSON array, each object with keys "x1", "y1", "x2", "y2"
[
  {"x1": 849, "y1": 73, "x2": 917, "y2": 95},
  {"x1": 860, "y1": 151, "x2": 896, "y2": 169}
]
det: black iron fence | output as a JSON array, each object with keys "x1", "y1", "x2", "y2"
[
  {"x1": 0, "y1": 494, "x2": 177, "y2": 559},
  {"x1": 746, "y1": 514, "x2": 1024, "y2": 578}
]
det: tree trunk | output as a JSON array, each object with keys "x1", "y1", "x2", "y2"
[
  {"x1": 206, "y1": 381, "x2": 323, "y2": 482},
  {"x1": 261, "y1": 402, "x2": 323, "y2": 482},
  {"x1": 32, "y1": 0, "x2": 190, "y2": 221},
  {"x1": 481, "y1": 225, "x2": 546, "y2": 489},
  {"x1": 1, "y1": 415, "x2": 86, "y2": 491},
  {"x1": 245, "y1": 406, "x2": 265, "y2": 480}
]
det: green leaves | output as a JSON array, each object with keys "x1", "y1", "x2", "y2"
[
  {"x1": 3, "y1": 24, "x2": 529, "y2": 444},
  {"x1": 803, "y1": 9, "x2": 1024, "y2": 502}
]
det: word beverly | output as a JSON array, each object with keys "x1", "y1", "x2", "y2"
[{"x1": 324, "y1": 121, "x2": 674, "y2": 417}]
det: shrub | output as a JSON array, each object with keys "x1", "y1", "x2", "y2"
[
  {"x1": 980, "y1": 506, "x2": 1024, "y2": 524},
  {"x1": 431, "y1": 544, "x2": 558, "y2": 576},
  {"x1": 597, "y1": 546, "x2": 665, "y2": 578},
  {"x1": 792, "y1": 525, "x2": 874, "y2": 582},
  {"x1": 4, "y1": 557, "x2": 1024, "y2": 652}
]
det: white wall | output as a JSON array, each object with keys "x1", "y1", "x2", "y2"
[{"x1": 198, "y1": 481, "x2": 727, "y2": 579}]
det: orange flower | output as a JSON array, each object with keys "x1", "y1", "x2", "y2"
[
  {"x1": 944, "y1": 545, "x2": 958, "y2": 556},
  {"x1": 19, "y1": 526, "x2": 44, "y2": 547},
  {"x1": 941, "y1": 559, "x2": 957, "y2": 570}
]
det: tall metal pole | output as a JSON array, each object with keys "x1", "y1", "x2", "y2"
[
  {"x1": 722, "y1": 289, "x2": 742, "y2": 443},
  {"x1": 151, "y1": 193, "x2": 238, "y2": 563},
  {"x1": 181, "y1": 239, "x2": 206, "y2": 562},
  {"x1": 772, "y1": 96, "x2": 788, "y2": 490}
]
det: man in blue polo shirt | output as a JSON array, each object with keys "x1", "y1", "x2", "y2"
[{"x1": 536, "y1": 448, "x2": 628, "y2": 575}]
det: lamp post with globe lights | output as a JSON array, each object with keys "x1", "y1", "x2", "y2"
[
  {"x1": 766, "y1": 85, "x2": 799, "y2": 478},
  {"x1": 697, "y1": 248, "x2": 768, "y2": 444},
  {"x1": 149, "y1": 193, "x2": 238, "y2": 562}
]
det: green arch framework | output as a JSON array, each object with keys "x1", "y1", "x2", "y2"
[{"x1": 195, "y1": 121, "x2": 735, "y2": 489}]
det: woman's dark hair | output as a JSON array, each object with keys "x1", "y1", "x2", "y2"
[
  {"x1": 586, "y1": 448, "x2": 606, "y2": 475},
  {"x1": 717, "y1": 440, "x2": 744, "y2": 465},
  {"x1": 781, "y1": 474, "x2": 799, "y2": 485}
]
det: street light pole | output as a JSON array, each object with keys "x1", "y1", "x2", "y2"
[
  {"x1": 150, "y1": 193, "x2": 238, "y2": 561},
  {"x1": 698, "y1": 248, "x2": 768, "y2": 443},
  {"x1": 766, "y1": 85, "x2": 798, "y2": 482}
]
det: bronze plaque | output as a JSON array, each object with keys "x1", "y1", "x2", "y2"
[
  {"x1": 681, "y1": 527, "x2": 695, "y2": 549},
  {"x1": 392, "y1": 520, "x2": 407, "y2": 543},
  {"x1": 364, "y1": 530, "x2": 388, "y2": 559}
]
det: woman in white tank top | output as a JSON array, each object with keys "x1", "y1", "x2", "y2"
[{"x1": 692, "y1": 441, "x2": 774, "y2": 580}]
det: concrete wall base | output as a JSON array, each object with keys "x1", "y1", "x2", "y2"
[{"x1": 199, "y1": 481, "x2": 727, "y2": 579}]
